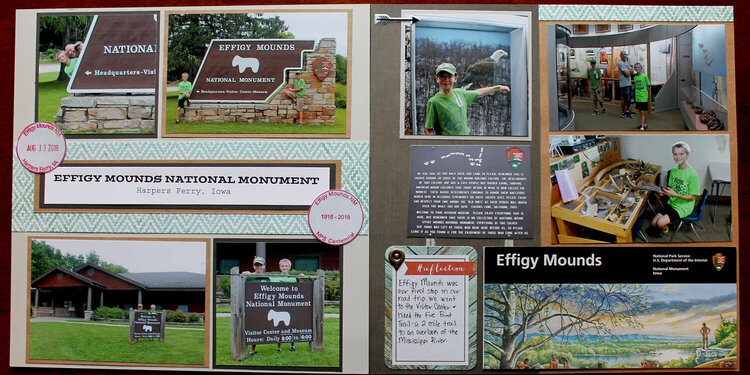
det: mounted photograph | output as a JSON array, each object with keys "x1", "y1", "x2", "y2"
[
  {"x1": 165, "y1": 11, "x2": 351, "y2": 137},
  {"x1": 36, "y1": 13, "x2": 159, "y2": 137},
  {"x1": 399, "y1": 10, "x2": 531, "y2": 139},
  {"x1": 548, "y1": 23, "x2": 730, "y2": 131},
  {"x1": 27, "y1": 237, "x2": 209, "y2": 367},
  {"x1": 213, "y1": 239, "x2": 341, "y2": 370}
]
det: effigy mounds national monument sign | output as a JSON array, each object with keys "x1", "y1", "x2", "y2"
[
  {"x1": 129, "y1": 310, "x2": 166, "y2": 344},
  {"x1": 183, "y1": 38, "x2": 337, "y2": 125},
  {"x1": 229, "y1": 271, "x2": 325, "y2": 361},
  {"x1": 54, "y1": 13, "x2": 158, "y2": 134}
]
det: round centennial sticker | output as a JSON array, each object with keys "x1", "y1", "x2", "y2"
[
  {"x1": 308, "y1": 189, "x2": 364, "y2": 245},
  {"x1": 16, "y1": 122, "x2": 66, "y2": 174}
]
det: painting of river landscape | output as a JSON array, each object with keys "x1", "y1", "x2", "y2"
[{"x1": 483, "y1": 283, "x2": 737, "y2": 370}]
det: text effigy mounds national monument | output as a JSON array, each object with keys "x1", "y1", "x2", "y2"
[{"x1": 182, "y1": 38, "x2": 337, "y2": 125}]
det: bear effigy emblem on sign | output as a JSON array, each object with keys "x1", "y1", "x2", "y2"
[{"x1": 313, "y1": 57, "x2": 332, "y2": 80}]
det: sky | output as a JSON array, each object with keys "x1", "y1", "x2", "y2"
[
  {"x1": 37, "y1": 238, "x2": 207, "y2": 274},
  {"x1": 262, "y1": 12, "x2": 348, "y2": 56}
]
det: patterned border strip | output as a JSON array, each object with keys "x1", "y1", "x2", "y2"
[
  {"x1": 539, "y1": 5, "x2": 733, "y2": 22},
  {"x1": 12, "y1": 141, "x2": 369, "y2": 235}
]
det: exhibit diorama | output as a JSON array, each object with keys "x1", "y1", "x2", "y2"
[{"x1": 6, "y1": 3, "x2": 742, "y2": 375}]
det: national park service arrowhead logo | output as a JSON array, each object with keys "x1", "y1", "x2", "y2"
[
  {"x1": 313, "y1": 57, "x2": 332, "y2": 80},
  {"x1": 507, "y1": 147, "x2": 524, "y2": 170},
  {"x1": 712, "y1": 253, "x2": 726, "y2": 271}
]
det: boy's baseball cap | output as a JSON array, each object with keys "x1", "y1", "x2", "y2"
[
  {"x1": 253, "y1": 256, "x2": 266, "y2": 265},
  {"x1": 435, "y1": 63, "x2": 457, "y2": 76}
]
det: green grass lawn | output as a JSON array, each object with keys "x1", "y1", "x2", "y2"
[
  {"x1": 29, "y1": 321, "x2": 205, "y2": 365},
  {"x1": 214, "y1": 316, "x2": 340, "y2": 368},
  {"x1": 165, "y1": 90, "x2": 347, "y2": 135},
  {"x1": 37, "y1": 72, "x2": 68, "y2": 123}
]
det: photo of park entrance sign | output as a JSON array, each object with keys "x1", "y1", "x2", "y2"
[
  {"x1": 52, "y1": 13, "x2": 158, "y2": 134},
  {"x1": 229, "y1": 272, "x2": 325, "y2": 361},
  {"x1": 129, "y1": 310, "x2": 165, "y2": 344},
  {"x1": 191, "y1": 39, "x2": 314, "y2": 103}
]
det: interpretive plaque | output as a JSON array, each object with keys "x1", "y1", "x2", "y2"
[
  {"x1": 191, "y1": 39, "x2": 315, "y2": 102},
  {"x1": 244, "y1": 282, "x2": 314, "y2": 345},
  {"x1": 408, "y1": 145, "x2": 532, "y2": 238},
  {"x1": 68, "y1": 13, "x2": 158, "y2": 93}
]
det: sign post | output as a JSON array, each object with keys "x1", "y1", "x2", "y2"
[
  {"x1": 230, "y1": 270, "x2": 325, "y2": 360},
  {"x1": 129, "y1": 309, "x2": 165, "y2": 344}
]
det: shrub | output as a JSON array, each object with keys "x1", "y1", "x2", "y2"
[
  {"x1": 325, "y1": 270, "x2": 340, "y2": 301},
  {"x1": 335, "y1": 83, "x2": 347, "y2": 108},
  {"x1": 219, "y1": 275, "x2": 231, "y2": 298},
  {"x1": 166, "y1": 309, "x2": 188, "y2": 323},
  {"x1": 188, "y1": 313, "x2": 201, "y2": 323},
  {"x1": 93, "y1": 306, "x2": 125, "y2": 320}
]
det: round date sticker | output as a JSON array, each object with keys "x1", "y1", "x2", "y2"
[
  {"x1": 308, "y1": 189, "x2": 364, "y2": 245},
  {"x1": 16, "y1": 122, "x2": 66, "y2": 174}
]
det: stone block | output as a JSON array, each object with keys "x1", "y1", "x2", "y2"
[
  {"x1": 263, "y1": 109, "x2": 277, "y2": 116},
  {"x1": 96, "y1": 96, "x2": 130, "y2": 106},
  {"x1": 217, "y1": 104, "x2": 238, "y2": 109},
  {"x1": 269, "y1": 116, "x2": 282, "y2": 122},
  {"x1": 101, "y1": 120, "x2": 127, "y2": 129},
  {"x1": 322, "y1": 108, "x2": 336, "y2": 116},
  {"x1": 203, "y1": 116, "x2": 223, "y2": 122},
  {"x1": 140, "y1": 120, "x2": 155, "y2": 130},
  {"x1": 198, "y1": 109, "x2": 218, "y2": 116},
  {"x1": 255, "y1": 104, "x2": 270, "y2": 110},
  {"x1": 128, "y1": 106, "x2": 151, "y2": 119},
  {"x1": 327, "y1": 86, "x2": 336, "y2": 92},
  {"x1": 129, "y1": 96, "x2": 155, "y2": 106},
  {"x1": 62, "y1": 110, "x2": 87, "y2": 122},
  {"x1": 60, "y1": 96, "x2": 96, "y2": 108},
  {"x1": 324, "y1": 93, "x2": 334, "y2": 99},
  {"x1": 309, "y1": 106, "x2": 324, "y2": 112},
  {"x1": 88, "y1": 107, "x2": 127, "y2": 120}
]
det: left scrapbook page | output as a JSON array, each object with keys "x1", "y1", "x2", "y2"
[{"x1": 11, "y1": 5, "x2": 370, "y2": 373}]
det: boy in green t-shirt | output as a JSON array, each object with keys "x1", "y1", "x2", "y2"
[
  {"x1": 176, "y1": 72, "x2": 192, "y2": 124},
  {"x1": 587, "y1": 60, "x2": 606, "y2": 116},
  {"x1": 650, "y1": 141, "x2": 700, "y2": 237},
  {"x1": 282, "y1": 71, "x2": 307, "y2": 125},
  {"x1": 632, "y1": 63, "x2": 651, "y2": 131},
  {"x1": 424, "y1": 62, "x2": 510, "y2": 135}
]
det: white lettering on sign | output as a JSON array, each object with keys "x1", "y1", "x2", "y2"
[
  {"x1": 102, "y1": 44, "x2": 156, "y2": 54},
  {"x1": 391, "y1": 255, "x2": 470, "y2": 366}
]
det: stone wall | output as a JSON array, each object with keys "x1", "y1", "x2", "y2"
[
  {"x1": 54, "y1": 95, "x2": 155, "y2": 133},
  {"x1": 182, "y1": 38, "x2": 337, "y2": 125},
  {"x1": 33, "y1": 306, "x2": 76, "y2": 318}
]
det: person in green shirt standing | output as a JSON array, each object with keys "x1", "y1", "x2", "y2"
[
  {"x1": 587, "y1": 60, "x2": 606, "y2": 116},
  {"x1": 424, "y1": 62, "x2": 510, "y2": 135},
  {"x1": 282, "y1": 71, "x2": 307, "y2": 125},
  {"x1": 269, "y1": 258, "x2": 301, "y2": 352},
  {"x1": 632, "y1": 63, "x2": 651, "y2": 130},
  {"x1": 650, "y1": 141, "x2": 700, "y2": 237},
  {"x1": 176, "y1": 72, "x2": 192, "y2": 124}
]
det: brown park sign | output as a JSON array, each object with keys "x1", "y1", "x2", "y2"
[
  {"x1": 243, "y1": 282, "x2": 313, "y2": 345},
  {"x1": 68, "y1": 13, "x2": 158, "y2": 94},
  {"x1": 191, "y1": 39, "x2": 315, "y2": 103}
]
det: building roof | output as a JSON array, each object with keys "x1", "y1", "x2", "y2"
[{"x1": 119, "y1": 272, "x2": 205, "y2": 290}]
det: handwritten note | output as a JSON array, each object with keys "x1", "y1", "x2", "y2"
[{"x1": 391, "y1": 255, "x2": 472, "y2": 366}]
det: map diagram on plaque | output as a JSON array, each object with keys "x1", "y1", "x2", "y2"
[{"x1": 408, "y1": 145, "x2": 532, "y2": 239}]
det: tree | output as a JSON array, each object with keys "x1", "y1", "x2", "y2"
[
  {"x1": 167, "y1": 13, "x2": 293, "y2": 81},
  {"x1": 31, "y1": 240, "x2": 64, "y2": 280},
  {"x1": 335, "y1": 54, "x2": 347, "y2": 84},
  {"x1": 38, "y1": 15, "x2": 93, "y2": 82},
  {"x1": 484, "y1": 284, "x2": 650, "y2": 369},
  {"x1": 30, "y1": 241, "x2": 129, "y2": 279}
]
